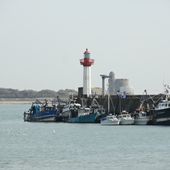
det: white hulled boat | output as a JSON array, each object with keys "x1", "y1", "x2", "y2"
[
  {"x1": 100, "y1": 114, "x2": 120, "y2": 125},
  {"x1": 100, "y1": 94, "x2": 119, "y2": 125},
  {"x1": 134, "y1": 111, "x2": 149, "y2": 125},
  {"x1": 118, "y1": 111, "x2": 134, "y2": 125}
]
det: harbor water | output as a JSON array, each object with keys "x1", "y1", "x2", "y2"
[{"x1": 0, "y1": 104, "x2": 170, "y2": 170}]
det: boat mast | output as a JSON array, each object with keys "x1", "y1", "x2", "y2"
[
  {"x1": 164, "y1": 84, "x2": 170, "y2": 101},
  {"x1": 108, "y1": 93, "x2": 110, "y2": 114}
]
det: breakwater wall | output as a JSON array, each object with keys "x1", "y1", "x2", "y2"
[{"x1": 78, "y1": 94, "x2": 162, "y2": 114}]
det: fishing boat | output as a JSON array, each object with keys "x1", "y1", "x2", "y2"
[
  {"x1": 134, "y1": 111, "x2": 150, "y2": 125},
  {"x1": 61, "y1": 100, "x2": 81, "y2": 121},
  {"x1": 154, "y1": 100, "x2": 170, "y2": 125},
  {"x1": 24, "y1": 99, "x2": 60, "y2": 122},
  {"x1": 133, "y1": 90, "x2": 151, "y2": 125},
  {"x1": 100, "y1": 94, "x2": 119, "y2": 125},
  {"x1": 68, "y1": 98, "x2": 105, "y2": 123},
  {"x1": 154, "y1": 86, "x2": 170, "y2": 125},
  {"x1": 118, "y1": 110, "x2": 134, "y2": 125},
  {"x1": 68, "y1": 108, "x2": 100, "y2": 123},
  {"x1": 100, "y1": 114, "x2": 120, "y2": 125}
]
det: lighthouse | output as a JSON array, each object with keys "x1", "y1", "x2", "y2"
[{"x1": 80, "y1": 49, "x2": 94, "y2": 97}]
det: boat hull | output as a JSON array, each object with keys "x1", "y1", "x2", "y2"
[
  {"x1": 155, "y1": 108, "x2": 170, "y2": 125},
  {"x1": 68, "y1": 113, "x2": 99, "y2": 123},
  {"x1": 119, "y1": 119, "x2": 134, "y2": 125},
  {"x1": 100, "y1": 115, "x2": 120, "y2": 125},
  {"x1": 100, "y1": 120, "x2": 119, "y2": 125},
  {"x1": 134, "y1": 118, "x2": 149, "y2": 125},
  {"x1": 30, "y1": 115, "x2": 57, "y2": 122},
  {"x1": 24, "y1": 111, "x2": 58, "y2": 122}
]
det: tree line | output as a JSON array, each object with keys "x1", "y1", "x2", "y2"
[{"x1": 0, "y1": 88, "x2": 78, "y2": 99}]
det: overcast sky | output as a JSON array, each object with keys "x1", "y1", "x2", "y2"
[{"x1": 0, "y1": 0, "x2": 170, "y2": 94}]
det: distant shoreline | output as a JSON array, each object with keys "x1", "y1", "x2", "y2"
[
  {"x1": 0, "y1": 97, "x2": 64, "y2": 104},
  {"x1": 0, "y1": 98, "x2": 35, "y2": 104}
]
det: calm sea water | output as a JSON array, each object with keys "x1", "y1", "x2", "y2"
[{"x1": 0, "y1": 104, "x2": 170, "y2": 170}]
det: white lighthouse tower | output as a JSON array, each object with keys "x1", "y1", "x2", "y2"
[{"x1": 80, "y1": 49, "x2": 94, "y2": 97}]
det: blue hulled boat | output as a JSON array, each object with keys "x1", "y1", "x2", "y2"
[
  {"x1": 68, "y1": 108, "x2": 103, "y2": 123},
  {"x1": 24, "y1": 100, "x2": 60, "y2": 122},
  {"x1": 67, "y1": 98, "x2": 105, "y2": 123},
  {"x1": 61, "y1": 98, "x2": 105, "y2": 123}
]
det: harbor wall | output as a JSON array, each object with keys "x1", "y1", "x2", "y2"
[{"x1": 78, "y1": 94, "x2": 162, "y2": 114}]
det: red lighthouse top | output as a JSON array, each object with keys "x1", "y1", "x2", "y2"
[
  {"x1": 84, "y1": 48, "x2": 90, "y2": 54},
  {"x1": 80, "y1": 48, "x2": 94, "y2": 67}
]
